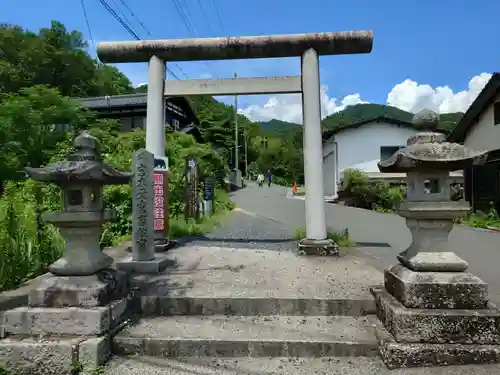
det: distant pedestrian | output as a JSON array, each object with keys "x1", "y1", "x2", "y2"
[
  {"x1": 257, "y1": 173, "x2": 264, "y2": 187},
  {"x1": 267, "y1": 169, "x2": 272, "y2": 187}
]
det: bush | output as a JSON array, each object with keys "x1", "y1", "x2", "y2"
[
  {"x1": 459, "y1": 205, "x2": 500, "y2": 229},
  {"x1": 0, "y1": 181, "x2": 64, "y2": 291},
  {"x1": 342, "y1": 169, "x2": 404, "y2": 211}
]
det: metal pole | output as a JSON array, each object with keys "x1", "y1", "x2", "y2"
[
  {"x1": 301, "y1": 48, "x2": 327, "y2": 240},
  {"x1": 145, "y1": 55, "x2": 166, "y2": 156},
  {"x1": 244, "y1": 128, "x2": 248, "y2": 178},
  {"x1": 234, "y1": 72, "x2": 239, "y2": 172}
]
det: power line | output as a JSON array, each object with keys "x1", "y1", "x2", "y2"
[
  {"x1": 99, "y1": 0, "x2": 140, "y2": 40},
  {"x1": 80, "y1": 0, "x2": 95, "y2": 49},
  {"x1": 196, "y1": 0, "x2": 215, "y2": 36},
  {"x1": 109, "y1": 0, "x2": 137, "y2": 33},
  {"x1": 108, "y1": 0, "x2": 186, "y2": 79},
  {"x1": 211, "y1": 0, "x2": 226, "y2": 35},
  {"x1": 172, "y1": 0, "x2": 196, "y2": 36},
  {"x1": 175, "y1": 64, "x2": 189, "y2": 79},
  {"x1": 117, "y1": 0, "x2": 152, "y2": 36},
  {"x1": 98, "y1": 0, "x2": 181, "y2": 80},
  {"x1": 170, "y1": 0, "x2": 219, "y2": 78}
]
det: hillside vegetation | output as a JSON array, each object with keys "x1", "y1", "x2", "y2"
[{"x1": 257, "y1": 103, "x2": 464, "y2": 135}]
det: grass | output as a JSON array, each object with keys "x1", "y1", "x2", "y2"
[
  {"x1": 457, "y1": 207, "x2": 500, "y2": 229},
  {"x1": 169, "y1": 211, "x2": 229, "y2": 239},
  {"x1": 292, "y1": 227, "x2": 354, "y2": 247}
]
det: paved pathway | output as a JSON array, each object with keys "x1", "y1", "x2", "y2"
[{"x1": 230, "y1": 183, "x2": 500, "y2": 306}]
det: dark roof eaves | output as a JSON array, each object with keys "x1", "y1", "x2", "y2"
[{"x1": 447, "y1": 73, "x2": 500, "y2": 142}]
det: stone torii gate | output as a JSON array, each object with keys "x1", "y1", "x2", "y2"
[{"x1": 97, "y1": 30, "x2": 374, "y2": 254}]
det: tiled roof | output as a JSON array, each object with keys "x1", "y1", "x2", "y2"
[{"x1": 77, "y1": 93, "x2": 147, "y2": 108}]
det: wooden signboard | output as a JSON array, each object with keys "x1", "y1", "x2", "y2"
[{"x1": 184, "y1": 157, "x2": 200, "y2": 221}]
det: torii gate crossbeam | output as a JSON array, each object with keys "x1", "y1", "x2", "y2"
[{"x1": 97, "y1": 30, "x2": 374, "y2": 255}]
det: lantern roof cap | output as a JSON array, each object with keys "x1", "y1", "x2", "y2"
[
  {"x1": 24, "y1": 131, "x2": 132, "y2": 184},
  {"x1": 378, "y1": 109, "x2": 489, "y2": 173}
]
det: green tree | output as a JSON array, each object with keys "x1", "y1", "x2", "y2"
[{"x1": 0, "y1": 21, "x2": 134, "y2": 97}]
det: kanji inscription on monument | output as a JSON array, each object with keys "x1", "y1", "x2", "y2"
[{"x1": 132, "y1": 149, "x2": 155, "y2": 261}]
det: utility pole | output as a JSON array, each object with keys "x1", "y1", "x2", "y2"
[
  {"x1": 244, "y1": 128, "x2": 248, "y2": 178},
  {"x1": 234, "y1": 72, "x2": 239, "y2": 173}
]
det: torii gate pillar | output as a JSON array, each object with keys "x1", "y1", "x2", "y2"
[{"x1": 299, "y1": 47, "x2": 334, "y2": 254}]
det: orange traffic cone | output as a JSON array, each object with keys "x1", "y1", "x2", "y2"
[{"x1": 292, "y1": 181, "x2": 297, "y2": 195}]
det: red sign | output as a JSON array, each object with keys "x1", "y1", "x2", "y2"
[{"x1": 153, "y1": 172, "x2": 165, "y2": 231}]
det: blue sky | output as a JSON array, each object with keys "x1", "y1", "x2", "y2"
[{"x1": 2, "y1": 0, "x2": 499, "y2": 123}]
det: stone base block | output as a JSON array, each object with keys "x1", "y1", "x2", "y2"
[
  {"x1": 0, "y1": 335, "x2": 110, "y2": 375},
  {"x1": 385, "y1": 263, "x2": 488, "y2": 309},
  {"x1": 115, "y1": 255, "x2": 171, "y2": 274},
  {"x1": 371, "y1": 287, "x2": 500, "y2": 345},
  {"x1": 3, "y1": 298, "x2": 127, "y2": 336},
  {"x1": 369, "y1": 316, "x2": 500, "y2": 369},
  {"x1": 398, "y1": 251, "x2": 468, "y2": 272},
  {"x1": 298, "y1": 238, "x2": 339, "y2": 256},
  {"x1": 28, "y1": 270, "x2": 129, "y2": 308},
  {"x1": 154, "y1": 240, "x2": 178, "y2": 253}
]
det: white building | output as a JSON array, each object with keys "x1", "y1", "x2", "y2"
[
  {"x1": 448, "y1": 72, "x2": 500, "y2": 212},
  {"x1": 322, "y1": 117, "x2": 422, "y2": 199}
]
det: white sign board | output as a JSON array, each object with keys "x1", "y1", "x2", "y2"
[{"x1": 154, "y1": 156, "x2": 169, "y2": 172}]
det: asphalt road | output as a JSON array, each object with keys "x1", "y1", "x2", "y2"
[{"x1": 230, "y1": 183, "x2": 500, "y2": 306}]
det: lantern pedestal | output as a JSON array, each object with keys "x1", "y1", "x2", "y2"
[{"x1": 43, "y1": 210, "x2": 116, "y2": 276}]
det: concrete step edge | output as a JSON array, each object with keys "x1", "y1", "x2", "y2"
[
  {"x1": 136, "y1": 296, "x2": 376, "y2": 316},
  {"x1": 113, "y1": 336, "x2": 380, "y2": 358}
]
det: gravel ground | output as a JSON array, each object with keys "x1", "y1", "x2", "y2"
[{"x1": 178, "y1": 209, "x2": 299, "y2": 251}]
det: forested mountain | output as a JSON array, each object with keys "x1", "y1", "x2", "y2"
[
  {"x1": 256, "y1": 103, "x2": 464, "y2": 135},
  {"x1": 322, "y1": 103, "x2": 463, "y2": 133},
  {"x1": 258, "y1": 119, "x2": 300, "y2": 135}
]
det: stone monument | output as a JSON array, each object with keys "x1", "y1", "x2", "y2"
[
  {"x1": 115, "y1": 149, "x2": 170, "y2": 274},
  {"x1": 0, "y1": 131, "x2": 132, "y2": 374},
  {"x1": 370, "y1": 109, "x2": 500, "y2": 368}
]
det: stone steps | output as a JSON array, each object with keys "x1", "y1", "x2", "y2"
[
  {"x1": 104, "y1": 356, "x2": 500, "y2": 375},
  {"x1": 136, "y1": 296, "x2": 375, "y2": 316},
  {"x1": 113, "y1": 315, "x2": 379, "y2": 358}
]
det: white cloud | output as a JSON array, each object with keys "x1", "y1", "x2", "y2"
[
  {"x1": 239, "y1": 85, "x2": 367, "y2": 124},
  {"x1": 238, "y1": 72, "x2": 492, "y2": 123},
  {"x1": 387, "y1": 73, "x2": 492, "y2": 114}
]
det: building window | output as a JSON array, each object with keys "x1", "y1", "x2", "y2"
[
  {"x1": 119, "y1": 117, "x2": 145, "y2": 132},
  {"x1": 119, "y1": 117, "x2": 133, "y2": 132},
  {"x1": 494, "y1": 102, "x2": 500, "y2": 126},
  {"x1": 172, "y1": 118, "x2": 180, "y2": 130},
  {"x1": 131, "y1": 116, "x2": 145, "y2": 130},
  {"x1": 380, "y1": 145, "x2": 404, "y2": 161},
  {"x1": 53, "y1": 123, "x2": 73, "y2": 132}
]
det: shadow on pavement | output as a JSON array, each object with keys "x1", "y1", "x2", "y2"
[
  {"x1": 176, "y1": 235, "x2": 296, "y2": 245},
  {"x1": 355, "y1": 241, "x2": 392, "y2": 248}
]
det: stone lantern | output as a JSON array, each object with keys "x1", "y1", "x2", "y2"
[
  {"x1": 0, "y1": 132, "x2": 133, "y2": 374},
  {"x1": 25, "y1": 131, "x2": 131, "y2": 275},
  {"x1": 371, "y1": 109, "x2": 500, "y2": 368}
]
